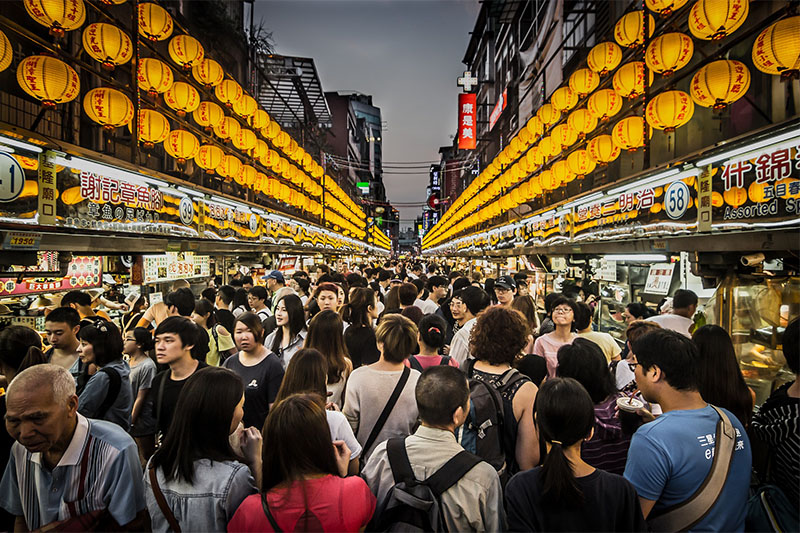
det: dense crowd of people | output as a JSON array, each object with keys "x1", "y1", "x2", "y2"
[{"x1": 0, "y1": 260, "x2": 796, "y2": 532}]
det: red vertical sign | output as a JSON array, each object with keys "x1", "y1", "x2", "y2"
[{"x1": 458, "y1": 93, "x2": 477, "y2": 150}]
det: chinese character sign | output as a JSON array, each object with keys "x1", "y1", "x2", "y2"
[{"x1": 458, "y1": 93, "x2": 477, "y2": 150}]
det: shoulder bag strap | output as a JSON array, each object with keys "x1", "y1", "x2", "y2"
[
  {"x1": 465, "y1": 358, "x2": 476, "y2": 378},
  {"x1": 155, "y1": 372, "x2": 168, "y2": 439},
  {"x1": 408, "y1": 356, "x2": 424, "y2": 373},
  {"x1": 261, "y1": 493, "x2": 283, "y2": 532},
  {"x1": 648, "y1": 405, "x2": 736, "y2": 532},
  {"x1": 362, "y1": 366, "x2": 411, "y2": 458},
  {"x1": 439, "y1": 356, "x2": 451, "y2": 366},
  {"x1": 149, "y1": 467, "x2": 182, "y2": 533},
  {"x1": 386, "y1": 437, "x2": 415, "y2": 485},
  {"x1": 96, "y1": 367, "x2": 122, "y2": 419},
  {"x1": 426, "y1": 451, "x2": 482, "y2": 497}
]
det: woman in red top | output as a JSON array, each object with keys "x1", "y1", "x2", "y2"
[
  {"x1": 227, "y1": 394, "x2": 375, "y2": 532},
  {"x1": 404, "y1": 314, "x2": 460, "y2": 371}
]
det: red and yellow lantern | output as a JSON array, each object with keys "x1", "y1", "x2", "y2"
[
  {"x1": 567, "y1": 108, "x2": 598, "y2": 139},
  {"x1": 587, "y1": 89, "x2": 622, "y2": 121},
  {"x1": 233, "y1": 94, "x2": 257, "y2": 118},
  {"x1": 536, "y1": 104, "x2": 561, "y2": 127},
  {"x1": 613, "y1": 61, "x2": 652, "y2": 99},
  {"x1": 164, "y1": 81, "x2": 200, "y2": 117},
  {"x1": 569, "y1": 68, "x2": 600, "y2": 97},
  {"x1": 752, "y1": 16, "x2": 800, "y2": 80},
  {"x1": 232, "y1": 128, "x2": 257, "y2": 152},
  {"x1": 168, "y1": 34, "x2": 204, "y2": 69},
  {"x1": 614, "y1": 11, "x2": 655, "y2": 48},
  {"x1": 194, "y1": 144, "x2": 224, "y2": 174},
  {"x1": 688, "y1": 0, "x2": 748, "y2": 41},
  {"x1": 552, "y1": 123, "x2": 578, "y2": 149},
  {"x1": 137, "y1": 57, "x2": 173, "y2": 97},
  {"x1": 645, "y1": 90, "x2": 694, "y2": 132},
  {"x1": 164, "y1": 130, "x2": 200, "y2": 164},
  {"x1": 553, "y1": 160, "x2": 575, "y2": 185},
  {"x1": 217, "y1": 154, "x2": 242, "y2": 181},
  {"x1": 82, "y1": 23, "x2": 132, "y2": 70},
  {"x1": 192, "y1": 58, "x2": 224, "y2": 88},
  {"x1": 646, "y1": 0, "x2": 688, "y2": 17},
  {"x1": 16, "y1": 55, "x2": 80, "y2": 108},
  {"x1": 138, "y1": 2, "x2": 173, "y2": 41},
  {"x1": 587, "y1": 134, "x2": 621, "y2": 165},
  {"x1": 525, "y1": 116, "x2": 543, "y2": 140},
  {"x1": 215, "y1": 79, "x2": 243, "y2": 108},
  {"x1": 24, "y1": 0, "x2": 86, "y2": 37},
  {"x1": 213, "y1": 116, "x2": 240, "y2": 141},
  {"x1": 539, "y1": 169, "x2": 559, "y2": 191},
  {"x1": 551, "y1": 87, "x2": 579, "y2": 112},
  {"x1": 587, "y1": 42, "x2": 622, "y2": 76},
  {"x1": 129, "y1": 109, "x2": 170, "y2": 149},
  {"x1": 249, "y1": 109, "x2": 270, "y2": 130},
  {"x1": 723, "y1": 186, "x2": 747, "y2": 207},
  {"x1": 690, "y1": 59, "x2": 750, "y2": 109},
  {"x1": 0, "y1": 30, "x2": 11, "y2": 73},
  {"x1": 567, "y1": 149, "x2": 596, "y2": 178},
  {"x1": 612, "y1": 116, "x2": 647, "y2": 152},
  {"x1": 645, "y1": 32, "x2": 694, "y2": 76},
  {"x1": 83, "y1": 87, "x2": 134, "y2": 130},
  {"x1": 192, "y1": 101, "x2": 224, "y2": 131},
  {"x1": 236, "y1": 164, "x2": 257, "y2": 187}
]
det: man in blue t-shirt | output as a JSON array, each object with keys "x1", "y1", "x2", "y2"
[{"x1": 624, "y1": 329, "x2": 751, "y2": 532}]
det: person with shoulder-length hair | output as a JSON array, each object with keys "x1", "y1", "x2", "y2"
[
  {"x1": 263, "y1": 294, "x2": 306, "y2": 370},
  {"x1": 123, "y1": 327, "x2": 157, "y2": 465},
  {"x1": 512, "y1": 294, "x2": 540, "y2": 354},
  {"x1": 305, "y1": 311, "x2": 352, "y2": 409},
  {"x1": 533, "y1": 296, "x2": 578, "y2": 378},
  {"x1": 227, "y1": 394, "x2": 375, "y2": 532},
  {"x1": 341, "y1": 288, "x2": 381, "y2": 369},
  {"x1": 144, "y1": 367, "x2": 261, "y2": 532},
  {"x1": 505, "y1": 377, "x2": 647, "y2": 532},
  {"x1": 692, "y1": 324, "x2": 753, "y2": 427}
]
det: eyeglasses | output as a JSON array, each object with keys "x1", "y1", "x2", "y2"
[
  {"x1": 553, "y1": 307, "x2": 573, "y2": 314},
  {"x1": 628, "y1": 362, "x2": 639, "y2": 369}
]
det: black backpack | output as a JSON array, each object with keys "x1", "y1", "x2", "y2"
[
  {"x1": 458, "y1": 360, "x2": 528, "y2": 483},
  {"x1": 371, "y1": 437, "x2": 481, "y2": 532},
  {"x1": 407, "y1": 355, "x2": 451, "y2": 373}
]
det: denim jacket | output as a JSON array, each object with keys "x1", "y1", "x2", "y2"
[{"x1": 144, "y1": 458, "x2": 257, "y2": 533}]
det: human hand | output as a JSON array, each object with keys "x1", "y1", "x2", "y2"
[
  {"x1": 326, "y1": 401, "x2": 341, "y2": 412},
  {"x1": 442, "y1": 345, "x2": 450, "y2": 355},
  {"x1": 332, "y1": 440, "x2": 351, "y2": 477},
  {"x1": 240, "y1": 427, "x2": 263, "y2": 465},
  {"x1": 228, "y1": 422, "x2": 245, "y2": 456},
  {"x1": 636, "y1": 408, "x2": 655, "y2": 423}
]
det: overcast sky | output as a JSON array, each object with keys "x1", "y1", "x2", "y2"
[{"x1": 253, "y1": 0, "x2": 480, "y2": 229}]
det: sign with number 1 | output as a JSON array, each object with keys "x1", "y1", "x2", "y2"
[{"x1": 0, "y1": 153, "x2": 25, "y2": 203}]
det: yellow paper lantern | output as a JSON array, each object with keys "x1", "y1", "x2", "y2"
[
  {"x1": 612, "y1": 116, "x2": 647, "y2": 152},
  {"x1": 213, "y1": 117, "x2": 241, "y2": 141},
  {"x1": 233, "y1": 94, "x2": 257, "y2": 118},
  {"x1": 275, "y1": 131, "x2": 291, "y2": 149},
  {"x1": 613, "y1": 61, "x2": 653, "y2": 99},
  {"x1": 552, "y1": 123, "x2": 578, "y2": 149},
  {"x1": 192, "y1": 101, "x2": 224, "y2": 131},
  {"x1": 552, "y1": 160, "x2": 575, "y2": 185},
  {"x1": 254, "y1": 139, "x2": 269, "y2": 162},
  {"x1": 646, "y1": 32, "x2": 694, "y2": 76},
  {"x1": 646, "y1": 0, "x2": 689, "y2": 16},
  {"x1": 83, "y1": 87, "x2": 134, "y2": 130},
  {"x1": 567, "y1": 108, "x2": 598, "y2": 139},
  {"x1": 236, "y1": 165, "x2": 257, "y2": 187},
  {"x1": 752, "y1": 16, "x2": 800, "y2": 79},
  {"x1": 646, "y1": 90, "x2": 694, "y2": 132},
  {"x1": 587, "y1": 134, "x2": 621, "y2": 165},
  {"x1": 233, "y1": 128, "x2": 257, "y2": 152},
  {"x1": 16, "y1": 55, "x2": 80, "y2": 108},
  {"x1": 526, "y1": 145, "x2": 544, "y2": 168},
  {"x1": 24, "y1": 0, "x2": 86, "y2": 37},
  {"x1": 538, "y1": 136, "x2": 559, "y2": 160},
  {"x1": 525, "y1": 116, "x2": 543, "y2": 140},
  {"x1": 536, "y1": 104, "x2": 561, "y2": 127},
  {"x1": 264, "y1": 121, "x2": 281, "y2": 139},
  {"x1": 551, "y1": 87, "x2": 579, "y2": 112},
  {"x1": 567, "y1": 149, "x2": 596, "y2": 178},
  {"x1": 569, "y1": 68, "x2": 600, "y2": 97},
  {"x1": 137, "y1": 57, "x2": 173, "y2": 97},
  {"x1": 168, "y1": 34, "x2": 204, "y2": 69},
  {"x1": 215, "y1": 79, "x2": 243, "y2": 108},
  {"x1": 723, "y1": 186, "x2": 747, "y2": 207},
  {"x1": 690, "y1": 60, "x2": 750, "y2": 109},
  {"x1": 539, "y1": 169, "x2": 559, "y2": 191},
  {"x1": 0, "y1": 30, "x2": 11, "y2": 73},
  {"x1": 164, "y1": 81, "x2": 200, "y2": 117},
  {"x1": 138, "y1": 3, "x2": 173, "y2": 41},
  {"x1": 587, "y1": 89, "x2": 623, "y2": 121},
  {"x1": 689, "y1": 0, "x2": 748, "y2": 41},
  {"x1": 192, "y1": 58, "x2": 224, "y2": 88},
  {"x1": 164, "y1": 130, "x2": 200, "y2": 164},
  {"x1": 519, "y1": 127, "x2": 533, "y2": 147},
  {"x1": 129, "y1": 109, "x2": 170, "y2": 149},
  {"x1": 587, "y1": 42, "x2": 622, "y2": 76},
  {"x1": 217, "y1": 154, "x2": 242, "y2": 181},
  {"x1": 82, "y1": 23, "x2": 132, "y2": 70},
  {"x1": 614, "y1": 11, "x2": 655, "y2": 48},
  {"x1": 710, "y1": 191, "x2": 723, "y2": 207},
  {"x1": 13, "y1": 155, "x2": 39, "y2": 171},
  {"x1": 195, "y1": 144, "x2": 224, "y2": 174},
  {"x1": 250, "y1": 109, "x2": 270, "y2": 130}
]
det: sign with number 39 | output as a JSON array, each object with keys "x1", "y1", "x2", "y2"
[{"x1": 0, "y1": 153, "x2": 25, "y2": 203}]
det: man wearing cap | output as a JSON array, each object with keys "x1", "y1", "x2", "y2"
[
  {"x1": 263, "y1": 271, "x2": 286, "y2": 314},
  {"x1": 494, "y1": 276, "x2": 517, "y2": 308}
]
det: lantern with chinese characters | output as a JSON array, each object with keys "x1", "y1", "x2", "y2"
[
  {"x1": 519, "y1": 127, "x2": 533, "y2": 147},
  {"x1": 551, "y1": 87, "x2": 579, "y2": 112},
  {"x1": 688, "y1": 0, "x2": 748, "y2": 41},
  {"x1": 194, "y1": 144, "x2": 224, "y2": 174},
  {"x1": 233, "y1": 128, "x2": 257, "y2": 152},
  {"x1": 646, "y1": 90, "x2": 694, "y2": 132},
  {"x1": 236, "y1": 165, "x2": 257, "y2": 187},
  {"x1": 129, "y1": 109, "x2": 170, "y2": 149},
  {"x1": 569, "y1": 68, "x2": 599, "y2": 97},
  {"x1": 553, "y1": 160, "x2": 575, "y2": 184},
  {"x1": 538, "y1": 136, "x2": 560, "y2": 160},
  {"x1": 536, "y1": 104, "x2": 561, "y2": 127},
  {"x1": 526, "y1": 145, "x2": 544, "y2": 168},
  {"x1": 646, "y1": 0, "x2": 688, "y2": 16},
  {"x1": 539, "y1": 169, "x2": 559, "y2": 191},
  {"x1": 646, "y1": 33, "x2": 694, "y2": 76},
  {"x1": 138, "y1": 3, "x2": 173, "y2": 41},
  {"x1": 587, "y1": 42, "x2": 622, "y2": 76},
  {"x1": 587, "y1": 89, "x2": 622, "y2": 121},
  {"x1": 216, "y1": 154, "x2": 241, "y2": 181},
  {"x1": 164, "y1": 130, "x2": 200, "y2": 165},
  {"x1": 137, "y1": 57, "x2": 173, "y2": 97},
  {"x1": 587, "y1": 134, "x2": 621, "y2": 165},
  {"x1": 752, "y1": 16, "x2": 800, "y2": 80},
  {"x1": 213, "y1": 117, "x2": 241, "y2": 141},
  {"x1": 215, "y1": 79, "x2": 242, "y2": 108},
  {"x1": 24, "y1": 0, "x2": 86, "y2": 37},
  {"x1": 274, "y1": 131, "x2": 291, "y2": 149},
  {"x1": 192, "y1": 101, "x2": 224, "y2": 131},
  {"x1": 82, "y1": 23, "x2": 132, "y2": 70},
  {"x1": 0, "y1": 30, "x2": 11, "y2": 73},
  {"x1": 264, "y1": 121, "x2": 281, "y2": 139},
  {"x1": 614, "y1": 11, "x2": 655, "y2": 48},
  {"x1": 567, "y1": 108, "x2": 598, "y2": 139},
  {"x1": 723, "y1": 186, "x2": 747, "y2": 207},
  {"x1": 249, "y1": 109, "x2": 269, "y2": 130},
  {"x1": 16, "y1": 55, "x2": 80, "y2": 108},
  {"x1": 254, "y1": 139, "x2": 268, "y2": 163},
  {"x1": 192, "y1": 58, "x2": 224, "y2": 88},
  {"x1": 613, "y1": 61, "x2": 652, "y2": 99},
  {"x1": 168, "y1": 34, "x2": 204, "y2": 69},
  {"x1": 233, "y1": 94, "x2": 257, "y2": 118},
  {"x1": 552, "y1": 123, "x2": 578, "y2": 150},
  {"x1": 164, "y1": 81, "x2": 200, "y2": 117},
  {"x1": 525, "y1": 116, "x2": 543, "y2": 140},
  {"x1": 83, "y1": 87, "x2": 134, "y2": 130},
  {"x1": 690, "y1": 60, "x2": 750, "y2": 109},
  {"x1": 567, "y1": 149, "x2": 596, "y2": 178},
  {"x1": 612, "y1": 116, "x2": 647, "y2": 151}
]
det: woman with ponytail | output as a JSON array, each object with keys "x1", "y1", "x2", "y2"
[
  {"x1": 405, "y1": 314, "x2": 459, "y2": 371},
  {"x1": 505, "y1": 378, "x2": 646, "y2": 532}
]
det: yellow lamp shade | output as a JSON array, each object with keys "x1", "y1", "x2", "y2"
[
  {"x1": 192, "y1": 101, "x2": 224, "y2": 131},
  {"x1": 233, "y1": 128, "x2": 257, "y2": 152},
  {"x1": 587, "y1": 134, "x2": 621, "y2": 164},
  {"x1": 217, "y1": 154, "x2": 242, "y2": 181},
  {"x1": 539, "y1": 169, "x2": 559, "y2": 191},
  {"x1": 254, "y1": 139, "x2": 269, "y2": 162},
  {"x1": 16, "y1": 55, "x2": 80, "y2": 108},
  {"x1": 552, "y1": 123, "x2": 578, "y2": 149},
  {"x1": 612, "y1": 116, "x2": 647, "y2": 152},
  {"x1": 525, "y1": 116, "x2": 543, "y2": 140},
  {"x1": 613, "y1": 61, "x2": 653, "y2": 99},
  {"x1": 249, "y1": 109, "x2": 269, "y2": 130},
  {"x1": 526, "y1": 145, "x2": 544, "y2": 168},
  {"x1": 519, "y1": 127, "x2": 533, "y2": 146},
  {"x1": 587, "y1": 88, "x2": 623, "y2": 121},
  {"x1": 215, "y1": 79, "x2": 243, "y2": 108},
  {"x1": 24, "y1": 0, "x2": 86, "y2": 37},
  {"x1": 137, "y1": 57, "x2": 173, "y2": 96},
  {"x1": 551, "y1": 86, "x2": 579, "y2": 112},
  {"x1": 195, "y1": 144, "x2": 224, "y2": 173},
  {"x1": 164, "y1": 130, "x2": 200, "y2": 164},
  {"x1": 567, "y1": 108, "x2": 598, "y2": 139},
  {"x1": 536, "y1": 103, "x2": 561, "y2": 126},
  {"x1": 83, "y1": 87, "x2": 134, "y2": 130},
  {"x1": 710, "y1": 191, "x2": 723, "y2": 207},
  {"x1": 278, "y1": 183, "x2": 291, "y2": 202},
  {"x1": 14, "y1": 155, "x2": 39, "y2": 171},
  {"x1": 82, "y1": 23, "x2": 132, "y2": 70},
  {"x1": 723, "y1": 186, "x2": 747, "y2": 207},
  {"x1": 129, "y1": 109, "x2": 170, "y2": 149},
  {"x1": 164, "y1": 81, "x2": 200, "y2": 117},
  {"x1": 646, "y1": 32, "x2": 694, "y2": 76},
  {"x1": 192, "y1": 58, "x2": 224, "y2": 88},
  {"x1": 552, "y1": 160, "x2": 575, "y2": 184},
  {"x1": 646, "y1": 0, "x2": 688, "y2": 16},
  {"x1": 569, "y1": 68, "x2": 600, "y2": 97},
  {"x1": 233, "y1": 94, "x2": 257, "y2": 118},
  {"x1": 0, "y1": 30, "x2": 11, "y2": 73},
  {"x1": 567, "y1": 149, "x2": 596, "y2": 178},
  {"x1": 138, "y1": 2, "x2": 173, "y2": 41},
  {"x1": 646, "y1": 90, "x2": 694, "y2": 132},
  {"x1": 752, "y1": 16, "x2": 800, "y2": 79},
  {"x1": 689, "y1": 0, "x2": 748, "y2": 41},
  {"x1": 275, "y1": 131, "x2": 291, "y2": 148},
  {"x1": 614, "y1": 11, "x2": 655, "y2": 48},
  {"x1": 236, "y1": 165, "x2": 257, "y2": 187},
  {"x1": 264, "y1": 121, "x2": 281, "y2": 139},
  {"x1": 690, "y1": 60, "x2": 750, "y2": 109},
  {"x1": 287, "y1": 138, "x2": 300, "y2": 158},
  {"x1": 538, "y1": 136, "x2": 559, "y2": 160},
  {"x1": 587, "y1": 42, "x2": 622, "y2": 75},
  {"x1": 264, "y1": 149, "x2": 281, "y2": 169},
  {"x1": 168, "y1": 34, "x2": 204, "y2": 69},
  {"x1": 213, "y1": 117, "x2": 241, "y2": 141}
]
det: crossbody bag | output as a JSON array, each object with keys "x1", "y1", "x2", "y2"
[{"x1": 359, "y1": 366, "x2": 411, "y2": 469}]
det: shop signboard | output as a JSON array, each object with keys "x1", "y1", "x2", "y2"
[
  {"x1": 0, "y1": 255, "x2": 101, "y2": 297},
  {"x1": 203, "y1": 201, "x2": 260, "y2": 241},
  {"x1": 597, "y1": 259, "x2": 617, "y2": 282},
  {"x1": 643, "y1": 263, "x2": 675, "y2": 295},
  {"x1": 277, "y1": 256, "x2": 298, "y2": 272},
  {"x1": 142, "y1": 253, "x2": 210, "y2": 284},
  {"x1": 458, "y1": 94, "x2": 477, "y2": 150},
  {"x1": 37, "y1": 151, "x2": 57, "y2": 225}
]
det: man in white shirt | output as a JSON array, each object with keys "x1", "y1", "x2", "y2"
[
  {"x1": 647, "y1": 289, "x2": 697, "y2": 338},
  {"x1": 448, "y1": 286, "x2": 491, "y2": 367},
  {"x1": 247, "y1": 286, "x2": 271, "y2": 321},
  {"x1": 418, "y1": 276, "x2": 448, "y2": 315}
]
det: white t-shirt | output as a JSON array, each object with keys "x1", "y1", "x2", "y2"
[
  {"x1": 326, "y1": 410, "x2": 362, "y2": 460},
  {"x1": 417, "y1": 299, "x2": 439, "y2": 315},
  {"x1": 646, "y1": 314, "x2": 694, "y2": 338}
]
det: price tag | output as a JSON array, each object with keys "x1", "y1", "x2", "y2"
[{"x1": 2, "y1": 232, "x2": 42, "y2": 250}]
